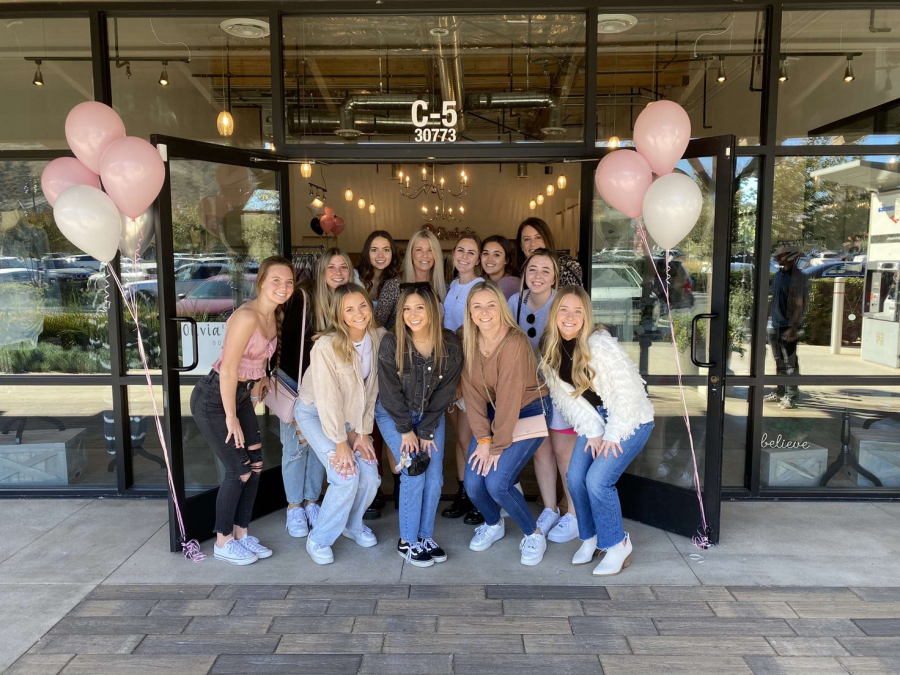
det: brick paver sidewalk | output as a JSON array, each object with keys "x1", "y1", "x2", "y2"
[{"x1": 9, "y1": 584, "x2": 900, "y2": 674}]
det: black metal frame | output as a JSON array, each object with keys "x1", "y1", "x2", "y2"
[{"x1": 1, "y1": 0, "x2": 899, "y2": 508}]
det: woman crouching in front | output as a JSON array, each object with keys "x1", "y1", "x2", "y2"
[
  {"x1": 375, "y1": 283, "x2": 462, "y2": 567},
  {"x1": 295, "y1": 283, "x2": 384, "y2": 565},
  {"x1": 540, "y1": 286, "x2": 654, "y2": 576},
  {"x1": 460, "y1": 280, "x2": 552, "y2": 566}
]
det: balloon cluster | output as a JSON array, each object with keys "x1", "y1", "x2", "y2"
[
  {"x1": 308, "y1": 203, "x2": 345, "y2": 237},
  {"x1": 41, "y1": 102, "x2": 165, "y2": 263},
  {"x1": 594, "y1": 100, "x2": 702, "y2": 250}
]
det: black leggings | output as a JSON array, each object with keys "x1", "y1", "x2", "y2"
[{"x1": 190, "y1": 371, "x2": 263, "y2": 534}]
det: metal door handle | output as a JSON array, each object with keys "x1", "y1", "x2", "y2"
[
  {"x1": 171, "y1": 316, "x2": 199, "y2": 372},
  {"x1": 690, "y1": 313, "x2": 717, "y2": 368}
]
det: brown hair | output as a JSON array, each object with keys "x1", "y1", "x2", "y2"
[
  {"x1": 313, "y1": 248, "x2": 354, "y2": 332},
  {"x1": 515, "y1": 217, "x2": 557, "y2": 271},
  {"x1": 481, "y1": 234, "x2": 517, "y2": 280},
  {"x1": 255, "y1": 255, "x2": 295, "y2": 373},
  {"x1": 395, "y1": 284, "x2": 446, "y2": 376},
  {"x1": 452, "y1": 233, "x2": 483, "y2": 279},
  {"x1": 358, "y1": 230, "x2": 401, "y2": 296}
]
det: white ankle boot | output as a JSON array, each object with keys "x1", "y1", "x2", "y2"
[
  {"x1": 571, "y1": 536, "x2": 600, "y2": 565},
  {"x1": 592, "y1": 533, "x2": 633, "y2": 576}
]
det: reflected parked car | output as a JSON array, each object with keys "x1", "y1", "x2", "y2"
[
  {"x1": 802, "y1": 261, "x2": 865, "y2": 279},
  {"x1": 175, "y1": 275, "x2": 257, "y2": 320},
  {"x1": 591, "y1": 262, "x2": 660, "y2": 339}
]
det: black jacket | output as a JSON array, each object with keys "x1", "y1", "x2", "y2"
[
  {"x1": 377, "y1": 330, "x2": 463, "y2": 441},
  {"x1": 271, "y1": 279, "x2": 315, "y2": 384}
]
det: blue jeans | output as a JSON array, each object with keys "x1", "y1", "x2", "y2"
[
  {"x1": 567, "y1": 407, "x2": 654, "y2": 550},
  {"x1": 279, "y1": 371, "x2": 325, "y2": 505},
  {"x1": 374, "y1": 400, "x2": 445, "y2": 544},
  {"x1": 465, "y1": 396, "x2": 551, "y2": 536},
  {"x1": 294, "y1": 399, "x2": 381, "y2": 547}
]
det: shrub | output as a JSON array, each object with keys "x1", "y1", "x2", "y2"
[{"x1": 802, "y1": 277, "x2": 863, "y2": 345}]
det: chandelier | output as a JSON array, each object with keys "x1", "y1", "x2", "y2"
[
  {"x1": 420, "y1": 203, "x2": 465, "y2": 222},
  {"x1": 400, "y1": 164, "x2": 468, "y2": 201}
]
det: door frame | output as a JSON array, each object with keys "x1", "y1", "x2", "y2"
[
  {"x1": 610, "y1": 134, "x2": 735, "y2": 546},
  {"x1": 150, "y1": 135, "x2": 292, "y2": 552}
]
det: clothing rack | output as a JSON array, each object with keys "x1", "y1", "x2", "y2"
[{"x1": 291, "y1": 245, "x2": 324, "y2": 281}]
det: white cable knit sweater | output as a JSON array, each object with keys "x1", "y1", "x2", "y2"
[{"x1": 542, "y1": 330, "x2": 654, "y2": 443}]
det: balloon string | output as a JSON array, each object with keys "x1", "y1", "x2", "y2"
[
  {"x1": 635, "y1": 218, "x2": 711, "y2": 550},
  {"x1": 107, "y1": 264, "x2": 205, "y2": 562}
]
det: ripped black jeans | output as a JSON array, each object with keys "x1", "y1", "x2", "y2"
[{"x1": 190, "y1": 371, "x2": 263, "y2": 534}]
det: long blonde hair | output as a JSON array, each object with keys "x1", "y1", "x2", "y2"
[
  {"x1": 395, "y1": 284, "x2": 446, "y2": 376},
  {"x1": 314, "y1": 248, "x2": 354, "y2": 332},
  {"x1": 461, "y1": 280, "x2": 533, "y2": 376},
  {"x1": 321, "y1": 283, "x2": 377, "y2": 365},
  {"x1": 402, "y1": 229, "x2": 447, "y2": 300},
  {"x1": 540, "y1": 286, "x2": 598, "y2": 398}
]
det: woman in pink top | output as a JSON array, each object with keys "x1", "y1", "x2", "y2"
[{"x1": 190, "y1": 256, "x2": 295, "y2": 566}]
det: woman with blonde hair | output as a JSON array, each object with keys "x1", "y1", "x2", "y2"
[
  {"x1": 459, "y1": 281, "x2": 552, "y2": 566},
  {"x1": 375, "y1": 228, "x2": 446, "y2": 330},
  {"x1": 541, "y1": 286, "x2": 654, "y2": 576},
  {"x1": 375, "y1": 283, "x2": 462, "y2": 566},
  {"x1": 295, "y1": 283, "x2": 385, "y2": 565}
]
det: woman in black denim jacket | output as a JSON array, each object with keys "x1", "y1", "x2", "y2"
[{"x1": 374, "y1": 283, "x2": 463, "y2": 567}]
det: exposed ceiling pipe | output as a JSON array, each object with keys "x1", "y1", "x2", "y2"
[
  {"x1": 289, "y1": 107, "x2": 444, "y2": 136},
  {"x1": 335, "y1": 93, "x2": 440, "y2": 138},
  {"x1": 465, "y1": 92, "x2": 563, "y2": 136},
  {"x1": 430, "y1": 16, "x2": 467, "y2": 132}
]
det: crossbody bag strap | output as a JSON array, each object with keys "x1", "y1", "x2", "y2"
[{"x1": 297, "y1": 288, "x2": 307, "y2": 386}]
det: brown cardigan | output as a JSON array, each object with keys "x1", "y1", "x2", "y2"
[{"x1": 460, "y1": 328, "x2": 545, "y2": 455}]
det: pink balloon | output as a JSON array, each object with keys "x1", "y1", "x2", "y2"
[
  {"x1": 331, "y1": 217, "x2": 345, "y2": 236},
  {"x1": 99, "y1": 137, "x2": 165, "y2": 219},
  {"x1": 633, "y1": 100, "x2": 691, "y2": 176},
  {"x1": 323, "y1": 206, "x2": 335, "y2": 219},
  {"x1": 64, "y1": 102, "x2": 126, "y2": 174},
  {"x1": 319, "y1": 215, "x2": 335, "y2": 234},
  {"x1": 41, "y1": 157, "x2": 100, "y2": 208},
  {"x1": 594, "y1": 150, "x2": 653, "y2": 219}
]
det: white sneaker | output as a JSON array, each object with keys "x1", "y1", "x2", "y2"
[
  {"x1": 548, "y1": 513, "x2": 579, "y2": 543},
  {"x1": 342, "y1": 525, "x2": 377, "y2": 548},
  {"x1": 236, "y1": 535, "x2": 273, "y2": 559},
  {"x1": 285, "y1": 507, "x2": 309, "y2": 538},
  {"x1": 469, "y1": 519, "x2": 505, "y2": 551},
  {"x1": 520, "y1": 532, "x2": 547, "y2": 566},
  {"x1": 306, "y1": 537, "x2": 334, "y2": 565},
  {"x1": 593, "y1": 533, "x2": 633, "y2": 576},
  {"x1": 305, "y1": 503, "x2": 321, "y2": 529},
  {"x1": 499, "y1": 483, "x2": 525, "y2": 518},
  {"x1": 214, "y1": 538, "x2": 258, "y2": 566},
  {"x1": 535, "y1": 507, "x2": 560, "y2": 537},
  {"x1": 572, "y1": 535, "x2": 600, "y2": 565}
]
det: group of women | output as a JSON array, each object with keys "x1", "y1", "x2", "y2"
[{"x1": 191, "y1": 217, "x2": 655, "y2": 577}]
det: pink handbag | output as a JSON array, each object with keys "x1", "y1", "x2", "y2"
[{"x1": 263, "y1": 290, "x2": 306, "y2": 424}]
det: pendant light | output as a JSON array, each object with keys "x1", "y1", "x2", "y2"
[
  {"x1": 843, "y1": 56, "x2": 855, "y2": 83},
  {"x1": 716, "y1": 56, "x2": 727, "y2": 84},
  {"x1": 158, "y1": 61, "x2": 169, "y2": 86},
  {"x1": 529, "y1": 199, "x2": 537, "y2": 210},
  {"x1": 557, "y1": 174, "x2": 567, "y2": 190},
  {"x1": 536, "y1": 193, "x2": 545, "y2": 205},
  {"x1": 608, "y1": 46, "x2": 620, "y2": 147},
  {"x1": 32, "y1": 60, "x2": 44, "y2": 87},
  {"x1": 216, "y1": 42, "x2": 234, "y2": 137},
  {"x1": 778, "y1": 58, "x2": 789, "y2": 83},
  {"x1": 546, "y1": 183, "x2": 555, "y2": 197},
  {"x1": 300, "y1": 162, "x2": 312, "y2": 178},
  {"x1": 357, "y1": 198, "x2": 366, "y2": 210},
  {"x1": 344, "y1": 189, "x2": 353, "y2": 201},
  {"x1": 368, "y1": 203, "x2": 376, "y2": 214}
]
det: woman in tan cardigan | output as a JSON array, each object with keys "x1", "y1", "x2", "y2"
[{"x1": 295, "y1": 283, "x2": 385, "y2": 565}]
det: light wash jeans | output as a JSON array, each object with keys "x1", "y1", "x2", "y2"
[
  {"x1": 374, "y1": 399, "x2": 445, "y2": 544},
  {"x1": 465, "y1": 396, "x2": 552, "y2": 536},
  {"x1": 567, "y1": 406, "x2": 654, "y2": 550},
  {"x1": 279, "y1": 370, "x2": 325, "y2": 505},
  {"x1": 294, "y1": 399, "x2": 381, "y2": 547}
]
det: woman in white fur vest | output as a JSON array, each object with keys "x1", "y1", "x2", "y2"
[{"x1": 539, "y1": 286, "x2": 654, "y2": 576}]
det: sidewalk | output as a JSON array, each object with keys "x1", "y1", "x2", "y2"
[{"x1": 2, "y1": 499, "x2": 900, "y2": 673}]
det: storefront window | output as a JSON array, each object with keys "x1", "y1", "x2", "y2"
[
  {"x1": 778, "y1": 10, "x2": 900, "y2": 146},
  {"x1": 766, "y1": 155, "x2": 898, "y2": 382},
  {"x1": 0, "y1": 161, "x2": 110, "y2": 375},
  {"x1": 596, "y1": 11, "x2": 764, "y2": 148},
  {"x1": 729, "y1": 157, "x2": 759, "y2": 376},
  {"x1": 108, "y1": 17, "x2": 272, "y2": 149},
  {"x1": 760, "y1": 386, "x2": 900, "y2": 490},
  {"x1": 0, "y1": 18, "x2": 93, "y2": 150},
  {"x1": 283, "y1": 14, "x2": 586, "y2": 144},
  {"x1": 0, "y1": 385, "x2": 116, "y2": 488}
]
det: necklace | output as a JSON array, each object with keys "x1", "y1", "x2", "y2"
[
  {"x1": 562, "y1": 340, "x2": 575, "y2": 361},
  {"x1": 413, "y1": 337, "x2": 431, "y2": 344}
]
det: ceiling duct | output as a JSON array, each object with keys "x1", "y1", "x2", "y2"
[
  {"x1": 465, "y1": 92, "x2": 563, "y2": 137},
  {"x1": 336, "y1": 94, "x2": 440, "y2": 138},
  {"x1": 289, "y1": 107, "x2": 445, "y2": 136},
  {"x1": 429, "y1": 17, "x2": 467, "y2": 133}
]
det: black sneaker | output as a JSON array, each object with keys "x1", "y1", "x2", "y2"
[
  {"x1": 464, "y1": 507, "x2": 485, "y2": 525},
  {"x1": 397, "y1": 538, "x2": 434, "y2": 567},
  {"x1": 442, "y1": 482, "x2": 473, "y2": 519},
  {"x1": 363, "y1": 504, "x2": 382, "y2": 521},
  {"x1": 419, "y1": 537, "x2": 448, "y2": 563},
  {"x1": 372, "y1": 491, "x2": 387, "y2": 510}
]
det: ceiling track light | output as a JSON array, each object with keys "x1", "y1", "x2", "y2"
[
  {"x1": 158, "y1": 60, "x2": 169, "y2": 86},
  {"x1": 716, "y1": 56, "x2": 727, "y2": 84},
  {"x1": 32, "y1": 59, "x2": 43, "y2": 86},
  {"x1": 844, "y1": 56, "x2": 855, "y2": 83},
  {"x1": 778, "y1": 57, "x2": 789, "y2": 83}
]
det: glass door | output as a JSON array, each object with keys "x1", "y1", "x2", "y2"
[
  {"x1": 589, "y1": 135, "x2": 735, "y2": 544},
  {"x1": 150, "y1": 136, "x2": 289, "y2": 550}
]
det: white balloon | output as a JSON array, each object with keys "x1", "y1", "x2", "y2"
[
  {"x1": 119, "y1": 207, "x2": 154, "y2": 258},
  {"x1": 53, "y1": 185, "x2": 121, "y2": 264},
  {"x1": 641, "y1": 173, "x2": 703, "y2": 250}
]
